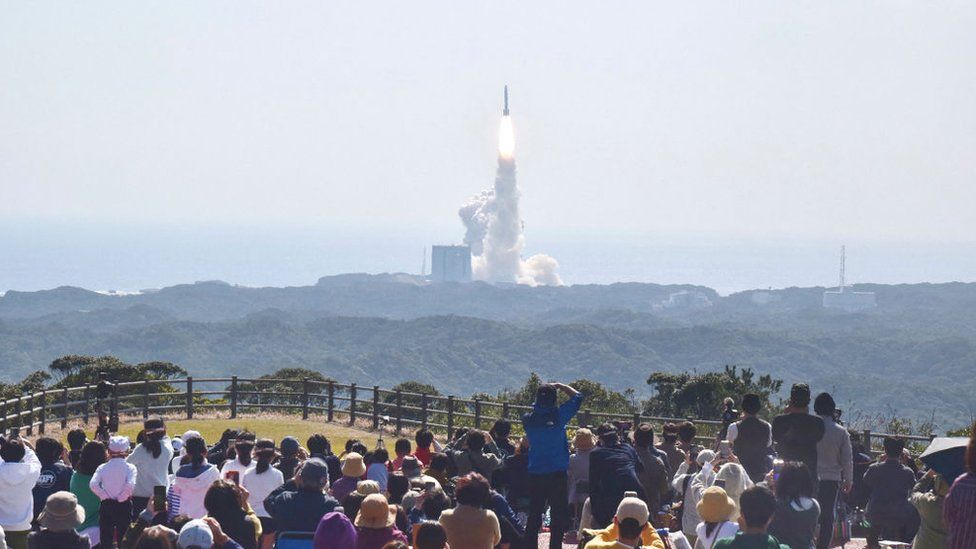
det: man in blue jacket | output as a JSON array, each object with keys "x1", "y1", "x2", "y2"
[{"x1": 521, "y1": 382, "x2": 583, "y2": 549}]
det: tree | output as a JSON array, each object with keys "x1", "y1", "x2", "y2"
[
  {"x1": 644, "y1": 365, "x2": 783, "y2": 420},
  {"x1": 233, "y1": 368, "x2": 333, "y2": 407}
]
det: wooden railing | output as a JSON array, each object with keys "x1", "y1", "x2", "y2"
[{"x1": 0, "y1": 376, "x2": 935, "y2": 450}]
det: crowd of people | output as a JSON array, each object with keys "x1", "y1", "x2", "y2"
[{"x1": 0, "y1": 380, "x2": 973, "y2": 549}]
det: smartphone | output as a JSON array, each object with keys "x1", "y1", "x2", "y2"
[
  {"x1": 226, "y1": 471, "x2": 240, "y2": 485},
  {"x1": 424, "y1": 481, "x2": 436, "y2": 492},
  {"x1": 714, "y1": 479, "x2": 727, "y2": 489},
  {"x1": 772, "y1": 459, "x2": 785, "y2": 481},
  {"x1": 718, "y1": 440, "x2": 731, "y2": 458},
  {"x1": 153, "y1": 485, "x2": 167, "y2": 511}
]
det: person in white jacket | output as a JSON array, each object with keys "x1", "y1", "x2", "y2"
[
  {"x1": 126, "y1": 418, "x2": 174, "y2": 517},
  {"x1": 0, "y1": 437, "x2": 42, "y2": 549},
  {"x1": 90, "y1": 435, "x2": 137, "y2": 548},
  {"x1": 167, "y1": 435, "x2": 220, "y2": 520},
  {"x1": 242, "y1": 439, "x2": 284, "y2": 549},
  {"x1": 672, "y1": 449, "x2": 715, "y2": 543}
]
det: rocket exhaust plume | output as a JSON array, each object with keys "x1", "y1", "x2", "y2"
[{"x1": 459, "y1": 86, "x2": 562, "y2": 286}]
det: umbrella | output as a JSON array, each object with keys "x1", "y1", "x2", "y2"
[{"x1": 919, "y1": 437, "x2": 969, "y2": 483}]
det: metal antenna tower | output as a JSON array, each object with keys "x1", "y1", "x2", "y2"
[
  {"x1": 839, "y1": 245, "x2": 846, "y2": 292},
  {"x1": 421, "y1": 246, "x2": 427, "y2": 276}
]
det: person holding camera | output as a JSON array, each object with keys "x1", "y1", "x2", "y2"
[{"x1": 588, "y1": 423, "x2": 646, "y2": 529}]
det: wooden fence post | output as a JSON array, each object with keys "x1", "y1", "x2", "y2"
[
  {"x1": 61, "y1": 387, "x2": 69, "y2": 429},
  {"x1": 143, "y1": 379, "x2": 150, "y2": 419},
  {"x1": 474, "y1": 399, "x2": 482, "y2": 430},
  {"x1": 327, "y1": 381, "x2": 335, "y2": 422},
  {"x1": 633, "y1": 412, "x2": 641, "y2": 430},
  {"x1": 862, "y1": 429, "x2": 872, "y2": 452},
  {"x1": 186, "y1": 377, "x2": 194, "y2": 420},
  {"x1": 372, "y1": 386, "x2": 380, "y2": 430},
  {"x1": 83, "y1": 385, "x2": 90, "y2": 424},
  {"x1": 38, "y1": 390, "x2": 47, "y2": 434},
  {"x1": 230, "y1": 376, "x2": 238, "y2": 419},
  {"x1": 421, "y1": 394, "x2": 428, "y2": 430},
  {"x1": 1, "y1": 399, "x2": 6, "y2": 432},
  {"x1": 581, "y1": 408, "x2": 591, "y2": 428},
  {"x1": 447, "y1": 395, "x2": 455, "y2": 439},
  {"x1": 395, "y1": 390, "x2": 403, "y2": 435},
  {"x1": 302, "y1": 378, "x2": 310, "y2": 420},
  {"x1": 502, "y1": 402, "x2": 509, "y2": 421},
  {"x1": 26, "y1": 393, "x2": 34, "y2": 436},
  {"x1": 349, "y1": 384, "x2": 357, "y2": 425}
]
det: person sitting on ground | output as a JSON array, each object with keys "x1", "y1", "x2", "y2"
[
  {"x1": 678, "y1": 421, "x2": 701, "y2": 461},
  {"x1": 168, "y1": 436, "x2": 221, "y2": 520},
  {"x1": 0, "y1": 437, "x2": 43, "y2": 549},
  {"x1": 521, "y1": 381, "x2": 583, "y2": 549},
  {"x1": 419, "y1": 487, "x2": 453, "y2": 522},
  {"x1": 90, "y1": 435, "x2": 138, "y2": 547},
  {"x1": 944, "y1": 422, "x2": 976, "y2": 549},
  {"x1": 414, "y1": 521, "x2": 448, "y2": 549},
  {"x1": 695, "y1": 486, "x2": 740, "y2": 549},
  {"x1": 863, "y1": 437, "x2": 918, "y2": 547},
  {"x1": 486, "y1": 485, "x2": 525, "y2": 546},
  {"x1": 910, "y1": 469, "x2": 949, "y2": 549},
  {"x1": 568, "y1": 428, "x2": 596, "y2": 529},
  {"x1": 713, "y1": 486, "x2": 789, "y2": 549},
  {"x1": 771, "y1": 385, "x2": 824, "y2": 481},
  {"x1": 386, "y1": 474, "x2": 410, "y2": 506},
  {"x1": 438, "y1": 473, "x2": 501, "y2": 549},
  {"x1": 391, "y1": 439, "x2": 411, "y2": 472},
  {"x1": 33, "y1": 437, "x2": 74, "y2": 525},
  {"x1": 67, "y1": 429, "x2": 88, "y2": 470},
  {"x1": 28, "y1": 491, "x2": 90, "y2": 549},
  {"x1": 400, "y1": 455, "x2": 440, "y2": 491},
  {"x1": 412, "y1": 430, "x2": 438, "y2": 468},
  {"x1": 331, "y1": 453, "x2": 367, "y2": 505},
  {"x1": 582, "y1": 494, "x2": 665, "y2": 549},
  {"x1": 767, "y1": 462, "x2": 820, "y2": 549},
  {"x1": 490, "y1": 419, "x2": 517, "y2": 459},
  {"x1": 367, "y1": 449, "x2": 391, "y2": 493},
  {"x1": 697, "y1": 460, "x2": 753, "y2": 522},
  {"x1": 306, "y1": 435, "x2": 341, "y2": 485},
  {"x1": 811, "y1": 393, "x2": 851, "y2": 549},
  {"x1": 177, "y1": 517, "x2": 246, "y2": 549},
  {"x1": 313, "y1": 511, "x2": 357, "y2": 549},
  {"x1": 71, "y1": 441, "x2": 107, "y2": 547},
  {"x1": 728, "y1": 394, "x2": 772, "y2": 485},
  {"x1": 241, "y1": 439, "x2": 282, "y2": 549},
  {"x1": 589, "y1": 423, "x2": 646, "y2": 528},
  {"x1": 203, "y1": 480, "x2": 261, "y2": 549},
  {"x1": 447, "y1": 430, "x2": 503, "y2": 479},
  {"x1": 353, "y1": 493, "x2": 409, "y2": 549},
  {"x1": 422, "y1": 453, "x2": 451, "y2": 491},
  {"x1": 265, "y1": 458, "x2": 338, "y2": 533},
  {"x1": 400, "y1": 490, "x2": 424, "y2": 526},
  {"x1": 633, "y1": 424, "x2": 670, "y2": 514},
  {"x1": 127, "y1": 419, "x2": 174, "y2": 518},
  {"x1": 673, "y1": 449, "x2": 716, "y2": 542},
  {"x1": 274, "y1": 437, "x2": 301, "y2": 483},
  {"x1": 219, "y1": 432, "x2": 256, "y2": 481},
  {"x1": 657, "y1": 423, "x2": 687, "y2": 479}
]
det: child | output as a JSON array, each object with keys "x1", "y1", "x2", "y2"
[
  {"x1": 367, "y1": 448, "x2": 390, "y2": 492},
  {"x1": 32, "y1": 437, "x2": 73, "y2": 525},
  {"x1": 713, "y1": 486, "x2": 790, "y2": 549},
  {"x1": 391, "y1": 438, "x2": 411, "y2": 471},
  {"x1": 66, "y1": 428, "x2": 88, "y2": 469},
  {"x1": 90, "y1": 436, "x2": 137, "y2": 548}
]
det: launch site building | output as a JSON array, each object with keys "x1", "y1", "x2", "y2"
[{"x1": 430, "y1": 245, "x2": 472, "y2": 283}]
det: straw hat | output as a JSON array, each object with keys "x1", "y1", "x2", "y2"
[
  {"x1": 342, "y1": 452, "x2": 366, "y2": 477},
  {"x1": 355, "y1": 494, "x2": 396, "y2": 529},
  {"x1": 356, "y1": 480, "x2": 381, "y2": 496},
  {"x1": 573, "y1": 428, "x2": 596, "y2": 451},
  {"x1": 38, "y1": 491, "x2": 85, "y2": 531},
  {"x1": 697, "y1": 486, "x2": 736, "y2": 523}
]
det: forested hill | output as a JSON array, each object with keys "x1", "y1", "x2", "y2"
[{"x1": 1, "y1": 275, "x2": 974, "y2": 427}]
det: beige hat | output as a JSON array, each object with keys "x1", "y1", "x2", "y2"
[
  {"x1": 342, "y1": 452, "x2": 366, "y2": 478},
  {"x1": 38, "y1": 491, "x2": 85, "y2": 531},
  {"x1": 615, "y1": 496, "x2": 649, "y2": 526},
  {"x1": 354, "y1": 493, "x2": 396, "y2": 529},
  {"x1": 356, "y1": 480, "x2": 381, "y2": 496},
  {"x1": 697, "y1": 486, "x2": 736, "y2": 523},
  {"x1": 573, "y1": 428, "x2": 596, "y2": 451}
]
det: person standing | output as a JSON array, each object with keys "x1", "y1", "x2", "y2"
[
  {"x1": 910, "y1": 470, "x2": 949, "y2": 549},
  {"x1": 771, "y1": 384, "x2": 824, "y2": 480},
  {"x1": 863, "y1": 437, "x2": 918, "y2": 547},
  {"x1": 70, "y1": 441, "x2": 107, "y2": 548},
  {"x1": 944, "y1": 423, "x2": 976, "y2": 549},
  {"x1": 633, "y1": 424, "x2": 669, "y2": 514},
  {"x1": 812, "y1": 393, "x2": 852, "y2": 549},
  {"x1": 656, "y1": 423, "x2": 687, "y2": 479},
  {"x1": 126, "y1": 418, "x2": 173, "y2": 518},
  {"x1": 0, "y1": 438, "x2": 43, "y2": 549},
  {"x1": 32, "y1": 437, "x2": 74, "y2": 525},
  {"x1": 728, "y1": 393, "x2": 773, "y2": 484},
  {"x1": 589, "y1": 423, "x2": 646, "y2": 528},
  {"x1": 520, "y1": 382, "x2": 583, "y2": 549},
  {"x1": 767, "y1": 462, "x2": 820, "y2": 549},
  {"x1": 89, "y1": 436, "x2": 137, "y2": 548}
]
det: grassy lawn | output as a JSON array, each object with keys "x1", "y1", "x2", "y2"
[{"x1": 38, "y1": 413, "x2": 385, "y2": 450}]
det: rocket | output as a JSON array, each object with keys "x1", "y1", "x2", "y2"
[{"x1": 503, "y1": 85, "x2": 510, "y2": 116}]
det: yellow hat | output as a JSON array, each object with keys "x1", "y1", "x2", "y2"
[
  {"x1": 355, "y1": 494, "x2": 396, "y2": 529},
  {"x1": 697, "y1": 486, "x2": 736, "y2": 523}
]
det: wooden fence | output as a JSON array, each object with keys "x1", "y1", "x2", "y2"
[{"x1": 0, "y1": 375, "x2": 935, "y2": 450}]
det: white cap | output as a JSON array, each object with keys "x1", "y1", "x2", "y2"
[
  {"x1": 182, "y1": 430, "x2": 201, "y2": 441},
  {"x1": 108, "y1": 436, "x2": 130, "y2": 454},
  {"x1": 178, "y1": 519, "x2": 214, "y2": 548},
  {"x1": 615, "y1": 496, "x2": 650, "y2": 526}
]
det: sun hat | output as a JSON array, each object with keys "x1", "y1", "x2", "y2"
[
  {"x1": 355, "y1": 493, "x2": 396, "y2": 529},
  {"x1": 615, "y1": 496, "x2": 649, "y2": 526},
  {"x1": 108, "y1": 435, "x2": 131, "y2": 454},
  {"x1": 356, "y1": 480, "x2": 381, "y2": 496},
  {"x1": 171, "y1": 438, "x2": 184, "y2": 453},
  {"x1": 178, "y1": 519, "x2": 214, "y2": 549},
  {"x1": 342, "y1": 452, "x2": 367, "y2": 477},
  {"x1": 38, "y1": 491, "x2": 85, "y2": 531},
  {"x1": 401, "y1": 455, "x2": 423, "y2": 478},
  {"x1": 697, "y1": 486, "x2": 737, "y2": 523},
  {"x1": 573, "y1": 428, "x2": 596, "y2": 451}
]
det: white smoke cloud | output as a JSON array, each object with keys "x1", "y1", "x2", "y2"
[{"x1": 458, "y1": 122, "x2": 562, "y2": 286}]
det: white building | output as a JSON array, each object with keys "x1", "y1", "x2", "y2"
[{"x1": 430, "y1": 245, "x2": 472, "y2": 283}]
